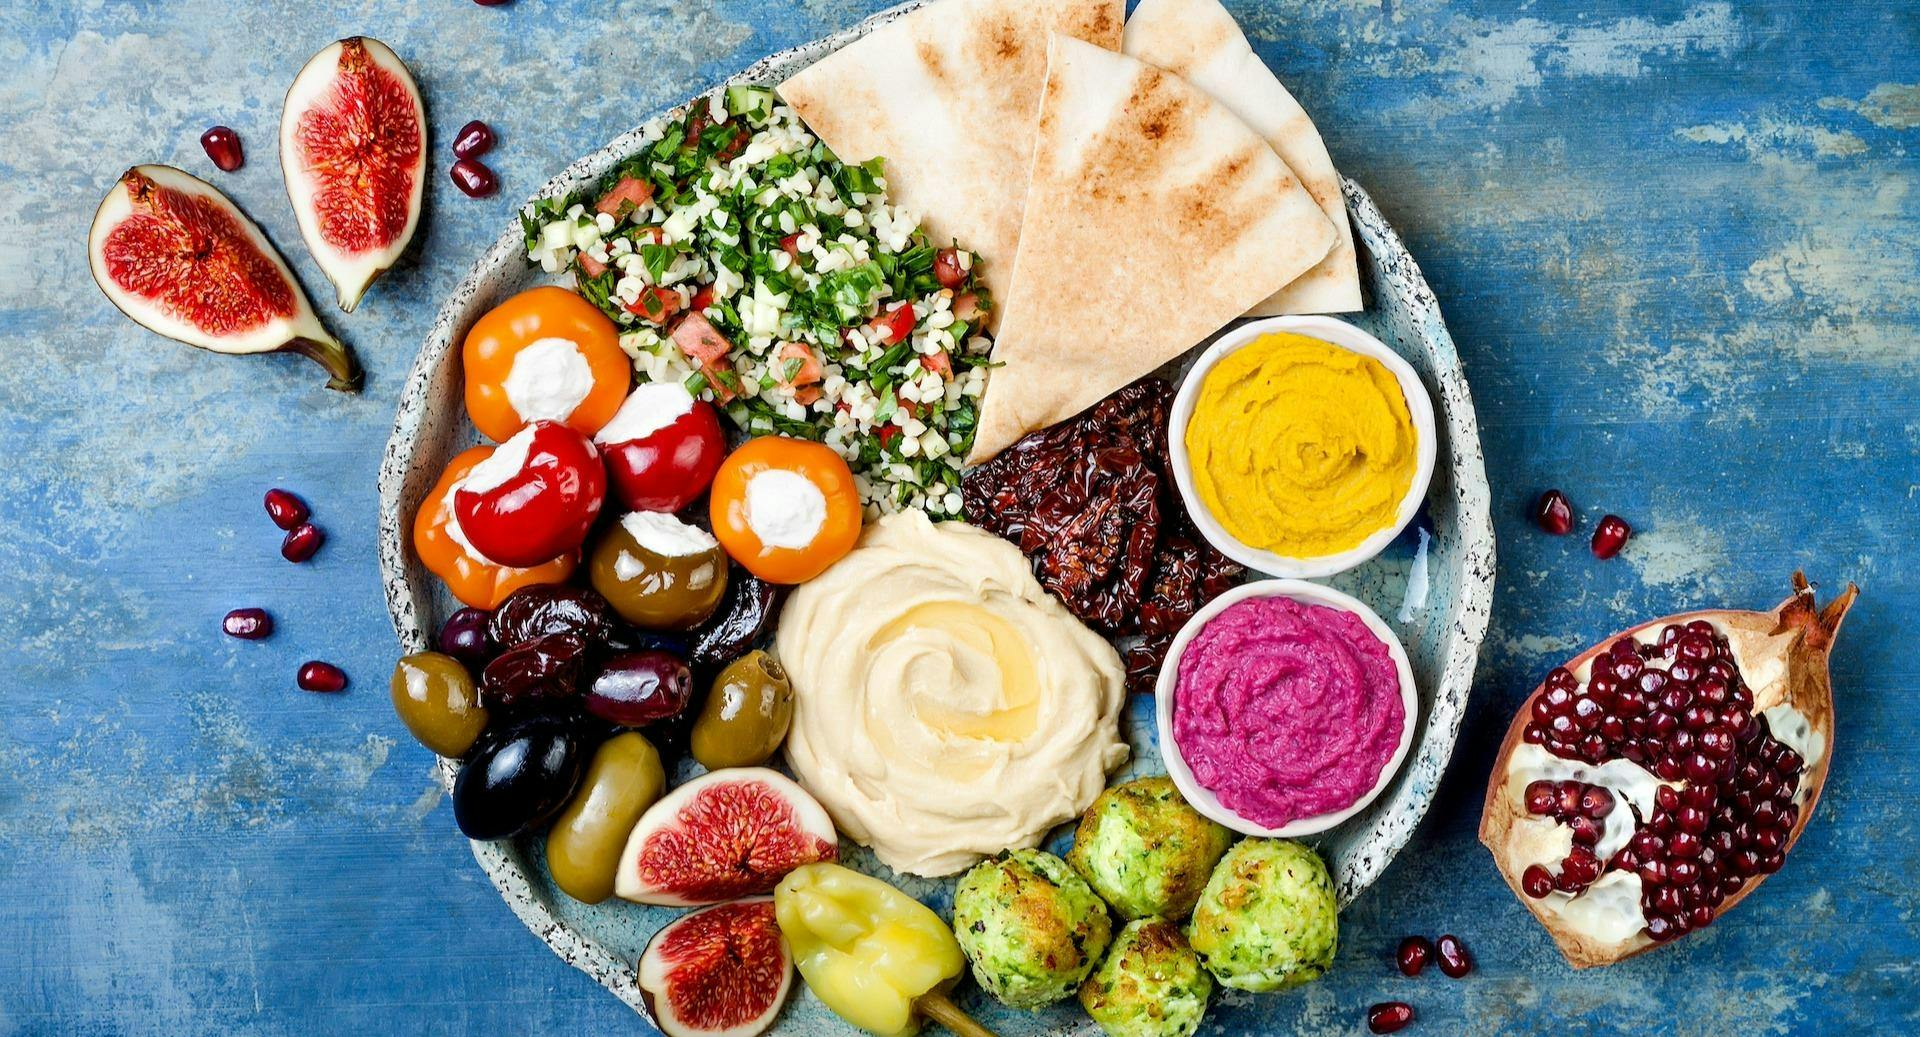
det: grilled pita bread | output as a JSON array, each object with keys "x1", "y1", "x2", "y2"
[
  {"x1": 968, "y1": 34, "x2": 1336, "y2": 462},
  {"x1": 777, "y1": 0, "x2": 1124, "y2": 318},
  {"x1": 1123, "y1": 0, "x2": 1361, "y2": 315}
]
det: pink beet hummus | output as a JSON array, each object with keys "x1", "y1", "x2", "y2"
[{"x1": 1172, "y1": 595, "x2": 1405, "y2": 828}]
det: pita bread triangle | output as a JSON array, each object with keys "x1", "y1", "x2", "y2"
[
  {"x1": 967, "y1": 33, "x2": 1336, "y2": 463},
  {"x1": 777, "y1": 0, "x2": 1124, "y2": 321},
  {"x1": 1123, "y1": 0, "x2": 1362, "y2": 316}
]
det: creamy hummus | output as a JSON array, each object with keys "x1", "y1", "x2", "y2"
[
  {"x1": 1172, "y1": 595, "x2": 1404, "y2": 828},
  {"x1": 776, "y1": 511, "x2": 1129, "y2": 876},
  {"x1": 1186, "y1": 332, "x2": 1416, "y2": 558}
]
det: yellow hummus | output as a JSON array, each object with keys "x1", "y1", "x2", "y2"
[
  {"x1": 1186, "y1": 332, "x2": 1416, "y2": 557},
  {"x1": 775, "y1": 511, "x2": 1128, "y2": 877}
]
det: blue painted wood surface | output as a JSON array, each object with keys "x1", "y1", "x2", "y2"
[{"x1": 2, "y1": 0, "x2": 1915, "y2": 1033}]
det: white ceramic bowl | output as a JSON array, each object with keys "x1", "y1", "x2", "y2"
[
  {"x1": 1154, "y1": 579, "x2": 1420, "y2": 839},
  {"x1": 1168, "y1": 314, "x2": 1437, "y2": 579}
]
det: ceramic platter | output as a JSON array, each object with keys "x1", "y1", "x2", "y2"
[{"x1": 376, "y1": 2, "x2": 1495, "y2": 1031}]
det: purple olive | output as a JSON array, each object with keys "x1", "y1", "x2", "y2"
[
  {"x1": 437, "y1": 607, "x2": 493, "y2": 670},
  {"x1": 585, "y1": 650, "x2": 693, "y2": 727},
  {"x1": 488, "y1": 585, "x2": 614, "y2": 651},
  {"x1": 480, "y1": 631, "x2": 587, "y2": 711}
]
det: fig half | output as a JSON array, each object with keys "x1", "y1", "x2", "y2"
[
  {"x1": 615, "y1": 768, "x2": 838, "y2": 906},
  {"x1": 281, "y1": 36, "x2": 427, "y2": 313},
  {"x1": 88, "y1": 165, "x2": 359, "y2": 391},
  {"x1": 637, "y1": 898, "x2": 793, "y2": 1037},
  {"x1": 1480, "y1": 572, "x2": 1857, "y2": 966}
]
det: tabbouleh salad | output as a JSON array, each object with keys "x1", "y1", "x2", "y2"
[{"x1": 521, "y1": 84, "x2": 993, "y2": 520}]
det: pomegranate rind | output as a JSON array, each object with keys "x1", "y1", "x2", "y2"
[
  {"x1": 614, "y1": 768, "x2": 838, "y2": 907},
  {"x1": 280, "y1": 36, "x2": 427, "y2": 313},
  {"x1": 87, "y1": 164, "x2": 359, "y2": 392},
  {"x1": 1479, "y1": 572, "x2": 1857, "y2": 967},
  {"x1": 637, "y1": 898, "x2": 793, "y2": 1037}
]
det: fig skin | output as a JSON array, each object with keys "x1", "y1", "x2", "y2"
[{"x1": 1479, "y1": 572, "x2": 1858, "y2": 968}]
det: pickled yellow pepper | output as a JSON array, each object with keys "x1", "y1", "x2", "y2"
[{"x1": 773, "y1": 863, "x2": 996, "y2": 1037}]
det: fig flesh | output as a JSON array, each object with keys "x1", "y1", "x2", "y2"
[
  {"x1": 88, "y1": 165, "x2": 359, "y2": 391},
  {"x1": 615, "y1": 768, "x2": 837, "y2": 907},
  {"x1": 637, "y1": 898, "x2": 792, "y2": 1037},
  {"x1": 281, "y1": 36, "x2": 426, "y2": 312},
  {"x1": 1480, "y1": 572, "x2": 1857, "y2": 967}
]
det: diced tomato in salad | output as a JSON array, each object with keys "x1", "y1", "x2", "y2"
[
  {"x1": 776, "y1": 342, "x2": 823, "y2": 405},
  {"x1": 595, "y1": 176, "x2": 653, "y2": 219},
  {"x1": 864, "y1": 303, "x2": 916, "y2": 347},
  {"x1": 576, "y1": 251, "x2": 608, "y2": 279},
  {"x1": 876, "y1": 423, "x2": 902, "y2": 448},
  {"x1": 933, "y1": 248, "x2": 968, "y2": 289},
  {"x1": 919, "y1": 350, "x2": 952, "y2": 381},
  {"x1": 952, "y1": 292, "x2": 984, "y2": 323},
  {"x1": 671, "y1": 312, "x2": 737, "y2": 401},
  {"x1": 689, "y1": 284, "x2": 715, "y2": 312},
  {"x1": 779, "y1": 234, "x2": 804, "y2": 262},
  {"x1": 625, "y1": 286, "x2": 681, "y2": 324}
]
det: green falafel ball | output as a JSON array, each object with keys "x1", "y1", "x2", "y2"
[
  {"x1": 1068, "y1": 776, "x2": 1233, "y2": 921},
  {"x1": 1187, "y1": 839, "x2": 1337, "y2": 992},
  {"x1": 1079, "y1": 918, "x2": 1213, "y2": 1037},
  {"x1": 953, "y1": 849, "x2": 1114, "y2": 1009}
]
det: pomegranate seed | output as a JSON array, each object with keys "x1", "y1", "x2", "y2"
[
  {"x1": 1436, "y1": 934, "x2": 1473, "y2": 978},
  {"x1": 1529, "y1": 488, "x2": 1574, "y2": 534},
  {"x1": 1591, "y1": 514, "x2": 1631, "y2": 558},
  {"x1": 264, "y1": 487, "x2": 309, "y2": 529},
  {"x1": 1523, "y1": 780, "x2": 1555, "y2": 814},
  {"x1": 450, "y1": 158, "x2": 499, "y2": 197},
  {"x1": 1521, "y1": 864, "x2": 1555, "y2": 898},
  {"x1": 298, "y1": 661, "x2": 348, "y2": 693},
  {"x1": 222, "y1": 607, "x2": 273, "y2": 639},
  {"x1": 1368, "y1": 1002, "x2": 1415, "y2": 1035},
  {"x1": 200, "y1": 125, "x2": 244, "y2": 171},
  {"x1": 281, "y1": 522, "x2": 324, "y2": 562},
  {"x1": 1396, "y1": 935, "x2": 1433, "y2": 976},
  {"x1": 453, "y1": 119, "x2": 496, "y2": 159}
]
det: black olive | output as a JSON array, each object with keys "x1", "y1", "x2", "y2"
[
  {"x1": 487, "y1": 585, "x2": 616, "y2": 650},
  {"x1": 452, "y1": 713, "x2": 587, "y2": 840},
  {"x1": 480, "y1": 631, "x2": 588, "y2": 711},
  {"x1": 688, "y1": 570, "x2": 785, "y2": 669}
]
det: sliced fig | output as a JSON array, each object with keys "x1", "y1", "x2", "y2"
[
  {"x1": 1480, "y1": 572, "x2": 1857, "y2": 967},
  {"x1": 281, "y1": 36, "x2": 426, "y2": 312},
  {"x1": 88, "y1": 165, "x2": 359, "y2": 391},
  {"x1": 637, "y1": 898, "x2": 792, "y2": 1037},
  {"x1": 615, "y1": 768, "x2": 837, "y2": 906}
]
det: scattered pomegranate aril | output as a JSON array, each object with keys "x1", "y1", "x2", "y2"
[
  {"x1": 281, "y1": 522, "x2": 325, "y2": 562},
  {"x1": 1368, "y1": 1001, "x2": 1415, "y2": 1034},
  {"x1": 450, "y1": 159, "x2": 499, "y2": 198},
  {"x1": 1591, "y1": 514, "x2": 1631, "y2": 559},
  {"x1": 452, "y1": 119, "x2": 495, "y2": 159},
  {"x1": 1521, "y1": 864, "x2": 1554, "y2": 898},
  {"x1": 1396, "y1": 935, "x2": 1433, "y2": 976},
  {"x1": 1435, "y1": 934, "x2": 1472, "y2": 978},
  {"x1": 200, "y1": 125, "x2": 244, "y2": 171},
  {"x1": 298, "y1": 660, "x2": 348, "y2": 693},
  {"x1": 264, "y1": 487, "x2": 309, "y2": 529},
  {"x1": 1530, "y1": 488, "x2": 1574, "y2": 535},
  {"x1": 222, "y1": 608, "x2": 273, "y2": 639}
]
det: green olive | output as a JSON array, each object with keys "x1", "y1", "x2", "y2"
[
  {"x1": 546, "y1": 732, "x2": 665, "y2": 904},
  {"x1": 589, "y1": 512, "x2": 728, "y2": 630},
  {"x1": 691, "y1": 650, "x2": 794, "y2": 770},
  {"x1": 390, "y1": 651, "x2": 489, "y2": 757}
]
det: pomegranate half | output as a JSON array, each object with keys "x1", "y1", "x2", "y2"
[
  {"x1": 615, "y1": 768, "x2": 838, "y2": 907},
  {"x1": 88, "y1": 165, "x2": 359, "y2": 391},
  {"x1": 1480, "y1": 572, "x2": 1857, "y2": 966},
  {"x1": 280, "y1": 36, "x2": 427, "y2": 313},
  {"x1": 637, "y1": 898, "x2": 792, "y2": 1037}
]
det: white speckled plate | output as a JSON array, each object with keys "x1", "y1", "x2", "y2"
[{"x1": 376, "y1": 3, "x2": 1494, "y2": 1031}]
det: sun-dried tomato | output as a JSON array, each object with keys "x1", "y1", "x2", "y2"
[{"x1": 963, "y1": 378, "x2": 1242, "y2": 692}]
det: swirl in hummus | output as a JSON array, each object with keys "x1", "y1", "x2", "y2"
[{"x1": 776, "y1": 511, "x2": 1129, "y2": 877}]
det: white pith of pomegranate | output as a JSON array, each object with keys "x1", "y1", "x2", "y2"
[
  {"x1": 87, "y1": 164, "x2": 358, "y2": 391},
  {"x1": 614, "y1": 768, "x2": 838, "y2": 907},
  {"x1": 1481, "y1": 573, "x2": 1856, "y2": 967},
  {"x1": 637, "y1": 898, "x2": 792, "y2": 1037},
  {"x1": 280, "y1": 36, "x2": 426, "y2": 313}
]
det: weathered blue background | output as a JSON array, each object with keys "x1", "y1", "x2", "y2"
[{"x1": 2, "y1": 0, "x2": 1914, "y2": 1033}]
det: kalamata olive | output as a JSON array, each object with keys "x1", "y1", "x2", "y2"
[
  {"x1": 480, "y1": 631, "x2": 588, "y2": 711},
  {"x1": 452, "y1": 713, "x2": 586, "y2": 840},
  {"x1": 487, "y1": 585, "x2": 614, "y2": 650},
  {"x1": 588, "y1": 512, "x2": 727, "y2": 630},
  {"x1": 584, "y1": 650, "x2": 693, "y2": 727},
  {"x1": 545, "y1": 731, "x2": 665, "y2": 904},
  {"x1": 391, "y1": 651, "x2": 491, "y2": 757},
  {"x1": 437, "y1": 607, "x2": 493, "y2": 670},
  {"x1": 688, "y1": 571, "x2": 784, "y2": 669},
  {"x1": 691, "y1": 651, "x2": 794, "y2": 770}
]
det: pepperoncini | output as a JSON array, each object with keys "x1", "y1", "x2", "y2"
[{"x1": 773, "y1": 863, "x2": 994, "y2": 1037}]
